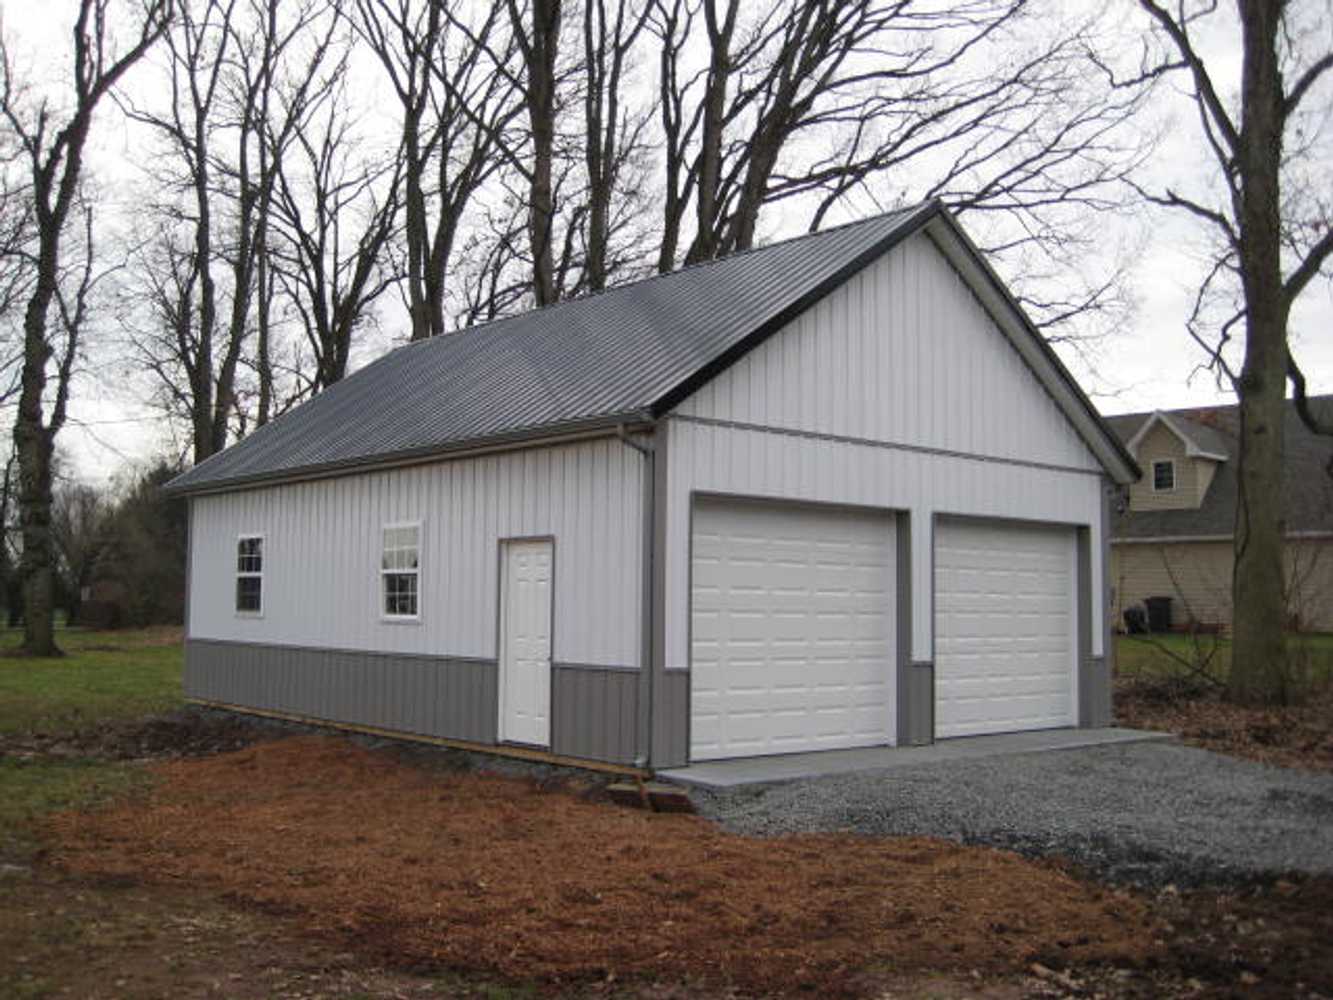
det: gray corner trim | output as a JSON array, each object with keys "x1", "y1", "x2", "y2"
[
  {"x1": 627, "y1": 423, "x2": 656, "y2": 767},
  {"x1": 668, "y1": 413, "x2": 1104, "y2": 480},
  {"x1": 650, "y1": 421, "x2": 687, "y2": 768},
  {"x1": 905, "y1": 661, "x2": 935, "y2": 746},
  {"x1": 1081, "y1": 655, "x2": 1111, "y2": 728},
  {"x1": 894, "y1": 511, "x2": 933, "y2": 746},
  {"x1": 183, "y1": 498, "x2": 194, "y2": 637},
  {"x1": 1076, "y1": 524, "x2": 1093, "y2": 727},
  {"x1": 1077, "y1": 515, "x2": 1112, "y2": 729},
  {"x1": 1102, "y1": 479, "x2": 1115, "y2": 720}
]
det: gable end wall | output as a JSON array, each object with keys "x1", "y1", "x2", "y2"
[{"x1": 662, "y1": 233, "x2": 1111, "y2": 757}]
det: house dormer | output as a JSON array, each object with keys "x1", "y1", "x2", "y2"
[{"x1": 1124, "y1": 411, "x2": 1230, "y2": 512}]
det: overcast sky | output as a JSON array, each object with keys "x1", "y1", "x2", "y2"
[{"x1": 6, "y1": 2, "x2": 1332, "y2": 484}]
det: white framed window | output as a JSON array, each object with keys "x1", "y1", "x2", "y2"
[
  {"x1": 235, "y1": 535, "x2": 264, "y2": 615},
  {"x1": 381, "y1": 522, "x2": 421, "y2": 619},
  {"x1": 1152, "y1": 460, "x2": 1176, "y2": 492}
]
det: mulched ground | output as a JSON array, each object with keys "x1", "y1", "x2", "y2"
[
  {"x1": 46, "y1": 736, "x2": 1156, "y2": 997},
  {"x1": 1116, "y1": 678, "x2": 1333, "y2": 772}
]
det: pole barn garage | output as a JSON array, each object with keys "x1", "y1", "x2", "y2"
[{"x1": 168, "y1": 201, "x2": 1138, "y2": 771}]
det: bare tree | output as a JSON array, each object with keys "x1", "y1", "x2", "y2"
[
  {"x1": 355, "y1": 0, "x2": 522, "y2": 340},
  {"x1": 648, "y1": 0, "x2": 1146, "y2": 341},
  {"x1": 1125, "y1": 1, "x2": 1333, "y2": 704},
  {"x1": 507, "y1": 0, "x2": 564, "y2": 306},
  {"x1": 0, "y1": 455, "x2": 23, "y2": 626},
  {"x1": 124, "y1": 0, "x2": 334, "y2": 463},
  {"x1": 268, "y1": 55, "x2": 403, "y2": 391},
  {"x1": 51, "y1": 477, "x2": 110, "y2": 624},
  {"x1": 0, "y1": 0, "x2": 172, "y2": 655},
  {"x1": 581, "y1": 0, "x2": 654, "y2": 291}
]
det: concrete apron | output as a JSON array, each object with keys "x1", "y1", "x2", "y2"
[{"x1": 657, "y1": 727, "x2": 1172, "y2": 790}]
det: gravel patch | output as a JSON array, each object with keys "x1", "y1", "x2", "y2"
[{"x1": 694, "y1": 741, "x2": 1333, "y2": 889}]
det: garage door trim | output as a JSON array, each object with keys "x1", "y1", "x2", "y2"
[
  {"x1": 932, "y1": 514, "x2": 1079, "y2": 739},
  {"x1": 688, "y1": 492, "x2": 903, "y2": 760}
]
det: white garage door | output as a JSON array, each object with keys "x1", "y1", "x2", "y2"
[
  {"x1": 690, "y1": 498, "x2": 895, "y2": 761},
  {"x1": 935, "y1": 519, "x2": 1077, "y2": 738}
]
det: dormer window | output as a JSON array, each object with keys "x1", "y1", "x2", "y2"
[{"x1": 1152, "y1": 460, "x2": 1176, "y2": 492}]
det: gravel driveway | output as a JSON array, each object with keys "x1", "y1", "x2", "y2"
[{"x1": 694, "y1": 741, "x2": 1333, "y2": 888}]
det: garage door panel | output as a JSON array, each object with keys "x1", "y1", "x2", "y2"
[
  {"x1": 935, "y1": 519, "x2": 1076, "y2": 739},
  {"x1": 690, "y1": 498, "x2": 895, "y2": 760}
]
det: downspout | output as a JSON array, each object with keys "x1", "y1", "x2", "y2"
[{"x1": 616, "y1": 422, "x2": 656, "y2": 770}]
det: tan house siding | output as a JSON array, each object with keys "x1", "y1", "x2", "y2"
[
  {"x1": 1287, "y1": 539, "x2": 1333, "y2": 633},
  {"x1": 1128, "y1": 423, "x2": 1207, "y2": 511},
  {"x1": 1111, "y1": 540, "x2": 1233, "y2": 629},
  {"x1": 1111, "y1": 538, "x2": 1333, "y2": 632}
]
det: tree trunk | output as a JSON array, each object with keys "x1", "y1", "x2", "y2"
[
  {"x1": 1228, "y1": 0, "x2": 1287, "y2": 705},
  {"x1": 684, "y1": 0, "x2": 735, "y2": 265},
  {"x1": 14, "y1": 287, "x2": 60, "y2": 654},
  {"x1": 515, "y1": 0, "x2": 561, "y2": 306},
  {"x1": 13, "y1": 168, "x2": 63, "y2": 654}
]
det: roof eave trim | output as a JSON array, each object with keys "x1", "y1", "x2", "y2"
[
  {"x1": 921, "y1": 214, "x2": 1141, "y2": 486},
  {"x1": 647, "y1": 199, "x2": 945, "y2": 419},
  {"x1": 165, "y1": 412, "x2": 654, "y2": 498}
]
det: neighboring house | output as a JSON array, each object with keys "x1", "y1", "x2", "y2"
[
  {"x1": 1105, "y1": 399, "x2": 1333, "y2": 634},
  {"x1": 167, "y1": 201, "x2": 1138, "y2": 771}
]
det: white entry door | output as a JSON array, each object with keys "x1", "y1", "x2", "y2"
[
  {"x1": 498, "y1": 539, "x2": 554, "y2": 747},
  {"x1": 690, "y1": 498, "x2": 896, "y2": 760},
  {"x1": 934, "y1": 519, "x2": 1077, "y2": 738}
]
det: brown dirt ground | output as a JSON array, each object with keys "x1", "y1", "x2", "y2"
[
  {"x1": 0, "y1": 708, "x2": 268, "y2": 761},
  {"x1": 0, "y1": 866, "x2": 467, "y2": 1000},
  {"x1": 45, "y1": 736, "x2": 1156, "y2": 997},
  {"x1": 1115, "y1": 678, "x2": 1333, "y2": 772}
]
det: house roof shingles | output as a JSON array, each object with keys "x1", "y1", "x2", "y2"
[{"x1": 1106, "y1": 397, "x2": 1333, "y2": 540}]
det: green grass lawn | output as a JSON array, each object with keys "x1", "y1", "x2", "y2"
[
  {"x1": 0, "y1": 627, "x2": 182, "y2": 861},
  {"x1": 0, "y1": 627, "x2": 183, "y2": 736},
  {"x1": 1115, "y1": 631, "x2": 1333, "y2": 687}
]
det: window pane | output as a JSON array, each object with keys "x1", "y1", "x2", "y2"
[
  {"x1": 1153, "y1": 462, "x2": 1174, "y2": 490},
  {"x1": 381, "y1": 526, "x2": 419, "y2": 573},
  {"x1": 236, "y1": 575, "x2": 262, "y2": 612},
  {"x1": 237, "y1": 537, "x2": 263, "y2": 573},
  {"x1": 383, "y1": 572, "x2": 418, "y2": 617}
]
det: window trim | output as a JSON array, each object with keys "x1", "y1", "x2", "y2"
[
  {"x1": 380, "y1": 520, "x2": 422, "y2": 623},
  {"x1": 235, "y1": 533, "x2": 265, "y2": 618},
  {"x1": 1151, "y1": 459, "x2": 1176, "y2": 493}
]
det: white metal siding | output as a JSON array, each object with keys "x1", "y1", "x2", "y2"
[
  {"x1": 690, "y1": 499, "x2": 895, "y2": 759},
  {"x1": 675, "y1": 233, "x2": 1102, "y2": 473},
  {"x1": 188, "y1": 437, "x2": 643, "y2": 667},
  {"x1": 935, "y1": 520, "x2": 1076, "y2": 737}
]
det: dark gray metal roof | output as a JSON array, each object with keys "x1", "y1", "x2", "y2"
[
  {"x1": 168, "y1": 200, "x2": 1131, "y2": 494},
  {"x1": 1106, "y1": 398, "x2": 1333, "y2": 539}
]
